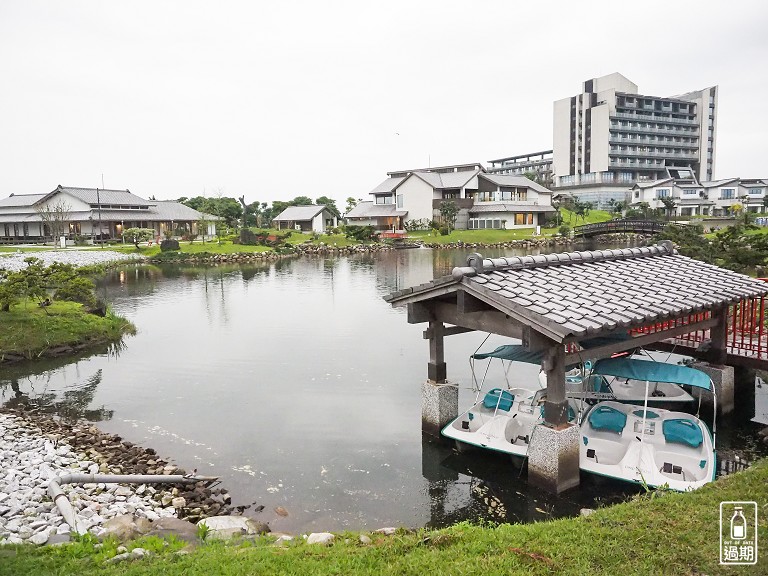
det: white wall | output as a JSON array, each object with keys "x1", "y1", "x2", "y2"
[
  {"x1": 553, "y1": 97, "x2": 573, "y2": 177},
  {"x1": 38, "y1": 191, "x2": 91, "y2": 213},
  {"x1": 589, "y1": 105, "x2": 611, "y2": 173},
  {"x1": 399, "y1": 175, "x2": 434, "y2": 222}
]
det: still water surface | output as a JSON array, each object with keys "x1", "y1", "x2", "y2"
[{"x1": 2, "y1": 247, "x2": 765, "y2": 532}]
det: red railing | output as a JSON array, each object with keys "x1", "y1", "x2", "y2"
[{"x1": 660, "y1": 294, "x2": 768, "y2": 361}]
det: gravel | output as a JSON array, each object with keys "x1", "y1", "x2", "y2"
[
  {"x1": 0, "y1": 250, "x2": 142, "y2": 272},
  {"x1": 0, "y1": 411, "x2": 231, "y2": 545}
]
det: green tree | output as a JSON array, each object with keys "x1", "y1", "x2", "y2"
[
  {"x1": 439, "y1": 200, "x2": 460, "y2": 230},
  {"x1": 122, "y1": 227, "x2": 155, "y2": 248},
  {"x1": 291, "y1": 195, "x2": 314, "y2": 206},
  {"x1": 660, "y1": 197, "x2": 677, "y2": 221},
  {"x1": 573, "y1": 199, "x2": 593, "y2": 224},
  {"x1": 315, "y1": 196, "x2": 341, "y2": 219},
  {"x1": 345, "y1": 197, "x2": 358, "y2": 214}
]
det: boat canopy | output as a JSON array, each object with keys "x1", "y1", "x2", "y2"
[
  {"x1": 471, "y1": 345, "x2": 543, "y2": 364},
  {"x1": 471, "y1": 344, "x2": 587, "y2": 370},
  {"x1": 592, "y1": 357, "x2": 712, "y2": 390},
  {"x1": 472, "y1": 333, "x2": 633, "y2": 364}
]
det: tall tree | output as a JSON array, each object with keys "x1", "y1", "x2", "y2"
[
  {"x1": 291, "y1": 195, "x2": 314, "y2": 206},
  {"x1": 439, "y1": 200, "x2": 460, "y2": 230},
  {"x1": 315, "y1": 196, "x2": 341, "y2": 219},
  {"x1": 345, "y1": 197, "x2": 358, "y2": 214}
]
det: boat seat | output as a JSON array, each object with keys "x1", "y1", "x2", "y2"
[
  {"x1": 588, "y1": 405, "x2": 627, "y2": 434},
  {"x1": 662, "y1": 419, "x2": 703, "y2": 448},
  {"x1": 483, "y1": 389, "x2": 514, "y2": 411}
]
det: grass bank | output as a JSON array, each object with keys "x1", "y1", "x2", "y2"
[
  {"x1": 3, "y1": 459, "x2": 766, "y2": 575},
  {"x1": 0, "y1": 300, "x2": 135, "y2": 361}
]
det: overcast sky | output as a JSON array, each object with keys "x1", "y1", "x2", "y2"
[{"x1": 1, "y1": 0, "x2": 766, "y2": 206}]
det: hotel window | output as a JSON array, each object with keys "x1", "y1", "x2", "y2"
[
  {"x1": 748, "y1": 188, "x2": 764, "y2": 195},
  {"x1": 396, "y1": 195, "x2": 403, "y2": 208},
  {"x1": 721, "y1": 188, "x2": 736, "y2": 200},
  {"x1": 514, "y1": 213, "x2": 525, "y2": 225},
  {"x1": 656, "y1": 189, "x2": 671, "y2": 199}
]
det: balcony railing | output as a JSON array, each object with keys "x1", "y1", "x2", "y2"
[
  {"x1": 432, "y1": 198, "x2": 474, "y2": 209},
  {"x1": 612, "y1": 112, "x2": 699, "y2": 126},
  {"x1": 610, "y1": 126, "x2": 699, "y2": 138}
]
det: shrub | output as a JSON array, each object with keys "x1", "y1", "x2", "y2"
[
  {"x1": 344, "y1": 225, "x2": 376, "y2": 242},
  {"x1": 54, "y1": 277, "x2": 97, "y2": 308},
  {"x1": 558, "y1": 224, "x2": 572, "y2": 236},
  {"x1": 439, "y1": 226, "x2": 450, "y2": 236}
]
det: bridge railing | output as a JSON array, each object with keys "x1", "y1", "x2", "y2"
[
  {"x1": 573, "y1": 219, "x2": 668, "y2": 237},
  {"x1": 633, "y1": 291, "x2": 768, "y2": 362}
]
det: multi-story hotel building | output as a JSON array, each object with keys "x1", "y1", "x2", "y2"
[
  {"x1": 486, "y1": 150, "x2": 554, "y2": 188},
  {"x1": 551, "y1": 73, "x2": 718, "y2": 206}
]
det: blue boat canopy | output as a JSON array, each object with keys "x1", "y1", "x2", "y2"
[
  {"x1": 592, "y1": 357, "x2": 712, "y2": 390},
  {"x1": 471, "y1": 345, "x2": 543, "y2": 364}
]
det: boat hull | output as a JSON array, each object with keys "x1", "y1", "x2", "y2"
[{"x1": 579, "y1": 401, "x2": 715, "y2": 491}]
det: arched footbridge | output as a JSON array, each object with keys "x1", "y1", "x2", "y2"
[{"x1": 573, "y1": 219, "x2": 678, "y2": 238}]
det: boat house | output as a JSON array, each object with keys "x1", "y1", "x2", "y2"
[{"x1": 385, "y1": 242, "x2": 768, "y2": 492}]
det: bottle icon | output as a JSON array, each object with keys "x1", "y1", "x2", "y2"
[{"x1": 730, "y1": 506, "x2": 747, "y2": 540}]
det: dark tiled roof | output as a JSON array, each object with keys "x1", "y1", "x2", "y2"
[{"x1": 385, "y1": 242, "x2": 768, "y2": 341}]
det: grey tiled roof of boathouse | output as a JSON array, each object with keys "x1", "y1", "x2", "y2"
[{"x1": 384, "y1": 242, "x2": 768, "y2": 341}]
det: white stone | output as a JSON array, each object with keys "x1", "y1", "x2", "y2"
[
  {"x1": 306, "y1": 532, "x2": 335, "y2": 546},
  {"x1": 29, "y1": 530, "x2": 50, "y2": 545}
]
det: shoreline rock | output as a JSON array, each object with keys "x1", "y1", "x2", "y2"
[{"x1": 0, "y1": 409, "x2": 234, "y2": 545}]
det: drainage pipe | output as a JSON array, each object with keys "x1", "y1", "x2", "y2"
[{"x1": 48, "y1": 473, "x2": 219, "y2": 535}]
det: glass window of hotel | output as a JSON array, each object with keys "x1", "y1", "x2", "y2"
[
  {"x1": 375, "y1": 195, "x2": 393, "y2": 204},
  {"x1": 514, "y1": 213, "x2": 525, "y2": 225},
  {"x1": 396, "y1": 195, "x2": 403, "y2": 208},
  {"x1": 527, "y1": 213, "x2": 534, "y2": 225},
  {"x1": 656, "y1": 189, "x2": 671, "y2": 198},
  {"x1": 721, "y1": 188, "x2": 736, "y2": 199},
  {"x1": 748, "y1": 188, "x2": 764, "y2": 195}
]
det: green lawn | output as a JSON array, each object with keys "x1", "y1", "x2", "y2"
[
  {"x1": 3, "y1": 459, "x2": 766, "y2": 576},
  {"x1": 0, "y1": 300, "x2": 135, "y2": 359}
]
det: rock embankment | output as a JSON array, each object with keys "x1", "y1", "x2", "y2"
[
  {"x1": 0, "y1": 410, "x2": 233, "y2": 545},
  {"x1": 0, "y1": 250, "x2": 142, "y2": 272}
]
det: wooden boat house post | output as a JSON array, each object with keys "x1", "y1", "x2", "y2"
[{"x1": 692, "y1": 303, "x2": 735, "y2": 414}]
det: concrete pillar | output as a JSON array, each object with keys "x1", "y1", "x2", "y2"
[
  {"x1": 692, "y1": 361, "x2": 734, "y2": 415},
  {"x1": 421, "y1": 380, "x2": 458, "y2": 438},
  {"x1": 527, "y1": 423, "x2": 580, "y2": 494}
]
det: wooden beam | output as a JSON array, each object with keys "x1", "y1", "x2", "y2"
[
  {"x1": 457, "y1": 290, "x2": 488, "y2": 314},
  {"x1": 430, "y1": 301, "x2": 525, "y2": 340},
  {"x1": 423, "y1": 326, "x2": 474, "y2": 339},
  {"x1": 564, "y1": 316, "x2": 720, "y2": 365},
  {"x1": 407, "y1": 302, "x2": 435, "y2": 324}
]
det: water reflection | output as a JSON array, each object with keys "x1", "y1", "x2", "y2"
[
  {"x1": 2, "y1": 368, "x2": 113, "y2": 422},
  {"x1": 2, "y1": 248, "x2": 766, "y2": 533}
]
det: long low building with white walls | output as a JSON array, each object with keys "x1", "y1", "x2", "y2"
[{"x1": 0, "y1": 185, "x2": 218, "y2": 244}]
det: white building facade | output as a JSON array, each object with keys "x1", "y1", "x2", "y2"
[
  {"x1": 356, "y1": 164, "x2": 555, "y2": 231},
  {"x1": 630, "y1": 177, "x2": 766, "y2": 217},
  {"x1": 552, "y1": 73, "x2": 718, "y2": 207}
]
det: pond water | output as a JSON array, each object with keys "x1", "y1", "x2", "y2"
[{"x1": 2, "y1": 246, "x2": 766, "y2": 533}]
